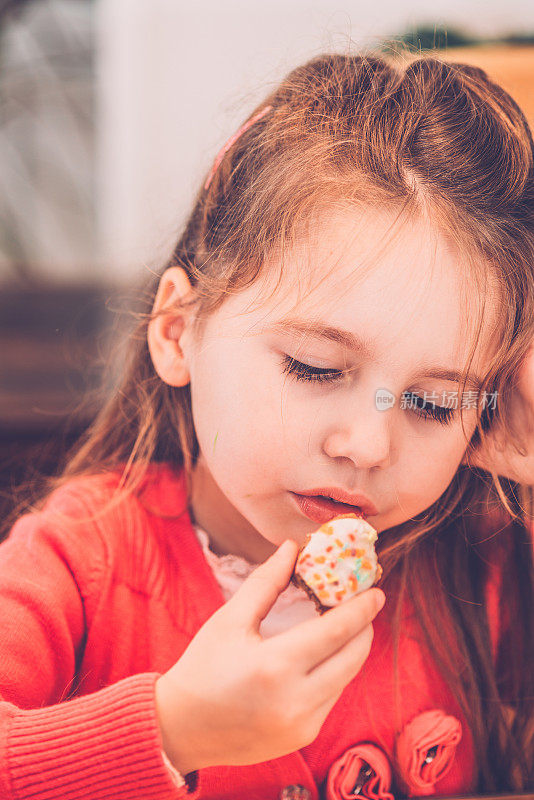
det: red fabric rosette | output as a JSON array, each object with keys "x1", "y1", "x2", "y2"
[
  {"x1": 395, "y1": 709, "x2": 462, "y2": 796},
  {"x1": 326, "y1": 742, "x2": 395, "y2": 800}
]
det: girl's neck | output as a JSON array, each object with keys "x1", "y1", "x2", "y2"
[{"x1": 189, "y1": 456, "x2": 277, "y2": 563}]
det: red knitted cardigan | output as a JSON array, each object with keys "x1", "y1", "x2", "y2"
[{"x1": 0, "y1": 463, "x2": 509, "y2": 799}]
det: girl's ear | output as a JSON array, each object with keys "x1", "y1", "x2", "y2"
[{"x1": 147, "y1": 267, "x2": 196, "y2": 387}]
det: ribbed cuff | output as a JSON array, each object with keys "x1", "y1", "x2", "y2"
[{"x1": 5, "y1": 672, "x2": 197, "y2": 799}]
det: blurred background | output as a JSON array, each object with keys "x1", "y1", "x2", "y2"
[{"x1": 1, "y1": 0, "x2": 533, "y2": 524}]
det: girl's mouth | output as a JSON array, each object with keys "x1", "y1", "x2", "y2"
[{"x1": 290, "y1": 492, "x2": 365, "y2": 525}]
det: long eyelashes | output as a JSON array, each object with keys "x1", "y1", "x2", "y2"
[
  {"x1": 280, "y1": 354, "x2": 343, "y2": 383},
  {"x1": 279, "y1": 354, "x2": 456, "y2": 426}
]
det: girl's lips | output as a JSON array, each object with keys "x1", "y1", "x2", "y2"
[{"x1": 291, "y1": 492, "x2": 366, "y2": 525}]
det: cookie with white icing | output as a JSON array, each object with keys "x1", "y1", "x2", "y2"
[{"x1": 291, "y1": 513, "x2": 382, "y2": 613}]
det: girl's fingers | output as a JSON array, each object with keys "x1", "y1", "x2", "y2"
[
  {"x1": 465, "y1": 420, "x2": 534, "y2": 484},
  {"x1": 227, "y1": 539, "x2": 300, "y2": 631},
  {"x1": 310, "y1": 664, "x2": 367, "y2": 732},
  {"x1": 463, "y1": 345, "x2": 534, "y2": 482},
  {"x1": 304, "y1": 622, "x2": 375, "y2": 707},
  {"x1": 272, "y1": 588, "x2": 385, "y2": 674}
]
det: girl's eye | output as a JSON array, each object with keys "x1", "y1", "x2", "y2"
[
  {"x1": 279, "y1": 354, "x2": 345, "y2": 384},
  {"x1": 279, "y1": 355, "x2": 456, "y2": 426},
  {"x1": 406, "y1": 391, "x2": 455, "y2": 426}
]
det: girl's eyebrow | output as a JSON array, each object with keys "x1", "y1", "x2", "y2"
[
  {"x1": 267, "y1": 318, "x2": 374, "y2": 356},
  {"x1": 266, "y1": 318, "x2": 483, "y2": 390}
]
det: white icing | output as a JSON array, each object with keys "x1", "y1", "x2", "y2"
[{"x1": 295, "y1": 515, "x2": 380, "y2": 606}]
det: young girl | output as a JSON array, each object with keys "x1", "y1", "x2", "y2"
[{"x1": 1, "y1": 50, "x2": 533, "y2": 800}]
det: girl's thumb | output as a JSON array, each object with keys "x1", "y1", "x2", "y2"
[{"x1": 230, "y1": 539, "x2": 299, "y2": 631}]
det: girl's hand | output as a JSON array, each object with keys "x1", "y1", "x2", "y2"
[
  {"x1": 155, "y1": 539, "x2": 385, "y2": 775},
  {"x1": 464, "y1": 344, "x2": 534, "y2": 486}
]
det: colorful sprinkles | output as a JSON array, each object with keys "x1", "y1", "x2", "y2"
[{"x1": 294, "y1": 513, "x2": 382, "y2": 608}]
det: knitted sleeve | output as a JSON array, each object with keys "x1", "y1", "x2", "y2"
[{"x1": 0, "y1": 489, "x2": 197, "y2": 800}]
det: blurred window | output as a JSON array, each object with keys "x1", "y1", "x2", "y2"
[{"x1": 0, "y1": 0, "x2": 94, "y2": 285}]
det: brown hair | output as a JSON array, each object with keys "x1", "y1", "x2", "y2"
[{"x1": 5, "y1": 48, "x2": 534, "y2": 791}]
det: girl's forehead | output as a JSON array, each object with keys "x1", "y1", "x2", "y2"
[
  {"x1": 254, "y1": 206, "x2": 461, "y2": 302},
  {"x1": 257, "y1": 210, "x2": 491, "y2": 318},
  {"x1": 211, "y1": 205, "x2": 501, "y2": 370}
]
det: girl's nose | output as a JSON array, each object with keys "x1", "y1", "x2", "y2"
[{"x1": 322, "y1": 402, "x2": 393, "y2": 470}]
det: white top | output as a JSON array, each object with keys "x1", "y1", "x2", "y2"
[{"x1": 193, "y1": 525, "x2": 318, "y2": 637}]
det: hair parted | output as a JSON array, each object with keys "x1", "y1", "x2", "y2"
[{"x1": 5, "y1": 47, "x2": 534, "y2": 791}]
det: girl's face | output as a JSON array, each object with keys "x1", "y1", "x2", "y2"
[{"x1": 162, "y1": 207, "x2": 498, "y2": 562}]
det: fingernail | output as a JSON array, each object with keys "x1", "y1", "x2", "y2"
[
  {"x1": 279, "y1": 539, "x2": 295, "y2": 555},
  {"x1": 274, "y1": 540, "x2": 288, "y2": 556},
  {"x1": 375, "y1": 589, "x2": 386, "y2": 612}
]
